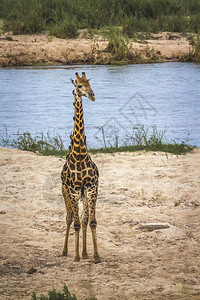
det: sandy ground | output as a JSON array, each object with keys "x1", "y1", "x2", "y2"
[
  {"x1": 0, "y1": 32, "x2": 191, "y2": 67},
  {"x1": 0, "y1": 147, "x2": 200, "y2": 299}
]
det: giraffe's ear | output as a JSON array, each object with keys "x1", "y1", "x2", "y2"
[{"x1": 70, "y1": 78, "x2": 75, "y2": 86}]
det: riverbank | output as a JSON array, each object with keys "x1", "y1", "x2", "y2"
[
  {"x1": 0, "y1": 32, "x2": 193, "y2": 67},
  {"x1": 0, "y1": 147, "x2": 200, "y2": 299}
]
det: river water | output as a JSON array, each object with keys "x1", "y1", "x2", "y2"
[{"x1": 0, "y1": 63, "x2": 200, "y2": 148}]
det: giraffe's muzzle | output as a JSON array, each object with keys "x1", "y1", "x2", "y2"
[{"x1": 89, "y1": 92, "x2": 95, "y2": 101}]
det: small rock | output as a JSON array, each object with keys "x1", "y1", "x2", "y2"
[
  {"x1": 27, "y1": 267, "x2": 37, "y2": 274},
  {"x1": 138, "y1": 223, "x2": 170, "y2": 231}
]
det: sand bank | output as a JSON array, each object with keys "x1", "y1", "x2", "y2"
[
  {"x1": 0, "y1": 32, "x2": 192, "y2": 67},
  {"x1": 0, "y1": 147, "x2": 200, "y2": 299}
]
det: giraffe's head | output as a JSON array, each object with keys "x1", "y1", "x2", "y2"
[{"x1": 71, "y1": 72, "x2": 95, "y2": 101}]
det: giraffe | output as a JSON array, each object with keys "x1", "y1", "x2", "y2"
[{"x1": 61, "y1": 72, "x2": 101, "y2": 263}]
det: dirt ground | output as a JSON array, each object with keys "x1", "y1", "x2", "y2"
[
  {"x1": 0, "y1": 147, "x2": 200, "y2": 299},
  {"x1": 0, "y1": 32, "x2": 192, "y2": 67}
]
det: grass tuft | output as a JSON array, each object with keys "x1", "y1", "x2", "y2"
[{"x1": 0, "y1": 131, "x2": 65, "y2": 156}]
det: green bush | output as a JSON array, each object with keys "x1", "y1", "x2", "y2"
[
  {"x1": 104, "y1": 27, "x2": 134, "y2": 63},
  {"x1": 2, "y1": 0, "x2": 45, "y2": 34},
  {"x1": 180, "y1": 34, "x2": 200, "y2": 62},
  {"x1": 193, "y1": 34, "x2": 200, "y2": 61},
  {"x1": 122, "y1": 17, "x2": 136, "y2": 37},
  {"x1": 31, "y1": 284, "x2": 77, "y2": 300},
  {"x1": 49, "y1": 17, "x2": 78, "y2": 39}
]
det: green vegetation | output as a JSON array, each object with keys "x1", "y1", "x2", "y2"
[
  {"x1": 31, "y1": 284, "x2": 77, "y2": 300},
  {"x1": 89, "y1": 142, "x2": 194, "y2": 155},
  {"x1": 0, "y1": 131, "x2": 65, "y2": 156},
  {"x1": 49, "y1": 17, "x2": 79, "y2": 39},
  {"x1": 193, "y1": 34, "x2": 200, "y2": 61},
  {"x1": 180, "y1": 34, "x2": 200, "y2": 62},
  {"x1": 0, "y1": 18, "x2": 3, "y2": 34},
  {"x1": 1, "y1": 0, "x2": 199, "y2": 64},
  {"x1": 31, "y1": 284, "x2": 97, "y2": 300},
  {"x1": 97, "y1": 27, "x2": 159, "y2": 64},
  {"x1": 181, "y1": 283, "x2": 190, "y2": 300},
  {"x1": 103, "y1": 27, "x2": 135, "y2": 64},
  {"x1": 0, "y1": 0, "x2": 199, "y2": 37},
  {"x1": 0, "y1": 125, "x2": 196, "y2": 156}
]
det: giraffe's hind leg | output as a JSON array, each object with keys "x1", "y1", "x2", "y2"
[
  {"x1": 62, "y1": 187, "x2": 73, "y2": 256},
  {"x1": 87, "y1": 187, "x2": 101, "y2": 263},
  {"x1": 62, "y1": 208, "x2": 73, "y2": 256},
  {"x1": 70, "y1": 191, "x2": 81, "y2": 262},
  {"x1": 81, "y1": 195, "x2": 89, "y2": 259}
]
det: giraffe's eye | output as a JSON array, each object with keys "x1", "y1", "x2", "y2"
[{"x1": 78, "y1": 85, "x2": 82, "y2": 89}]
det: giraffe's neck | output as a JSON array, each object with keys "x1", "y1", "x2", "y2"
[{"x1": 70, "y1": 90, "x2": 88, "y2": 159}]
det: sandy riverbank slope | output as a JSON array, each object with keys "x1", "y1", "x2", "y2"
[
  {"x1": 0, "y1": 147, "x2": 200, "y2": 299},
  {"x1": 0, "y1": 32, "x2": 191, "y2": 67}
]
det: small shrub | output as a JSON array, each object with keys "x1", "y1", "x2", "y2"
[
  {"x1": 3, "y1": 19, "x2": 25, "y2": 35},
  {"x1": 144, "y1": 46, "x2": 158, "y2": 61},
  {"x1": 126, "y1": 124, "x2": 167, "y2": 149},
  {"x1": 180, "y1": 34, "x2": 200, "y2": 62},
  {"x1": 146, "y1": 125, "x2": 167, "y2": 148},
  {"x1": 0, "y1": 128, "x2": 10, "y2": 147},
  {"x1": 49, "y1": 18, "x2": 78, "y2": 39},
  {"x1": 31, "y1": 284, "x2": 77, "y2": 300},
  {"x1": 104, "y1": 27, "x2": 134, "y2": 64},
  {"x1": 122, "y1": 17, "x2": 136, "y2": 37},
  {"x1": 192, "y1": 34, "x2": 200, "y2": 61},
  {"x1": 11, "y1": 132, "x2": 39, "y2": 152}
]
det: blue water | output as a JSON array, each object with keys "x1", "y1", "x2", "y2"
[{"x1": 0, "y1": 63, "x2": 200, "y2": 148}]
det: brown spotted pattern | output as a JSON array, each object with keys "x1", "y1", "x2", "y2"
[{"x1": 61, "y1": 72, "x2": 101, "y2": 263}]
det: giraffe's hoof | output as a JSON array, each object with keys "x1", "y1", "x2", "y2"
[
  {"x1": 94, "y1": 255, "x2": 101, "y2": 264},
  {"x1": 62, "y1": 250, "x2": 68, "y2": 257},
  {"x1": 74, "y1": 256, "x2": 80, "y2": 262}
]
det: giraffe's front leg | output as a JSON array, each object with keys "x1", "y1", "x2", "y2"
[
  {"x1": 81, "y1": 195, "x2": 89, "y2": 259},
  {"x1": 62, "y1": 186, "x2": 72, "y2": 257},
  {"x1": 87, "y1": 188, "x2": 101, "y2": 263},
  {"x1": 63, "y1": 209, "x2": 73, "y2": 256},
  {"x1": 71, "y1": 192, "x2": 81, "y2": 262}
]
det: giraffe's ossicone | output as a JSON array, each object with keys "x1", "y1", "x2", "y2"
[{"x1": 61, "y1": 72, "x2": 101, "y2": 263}]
